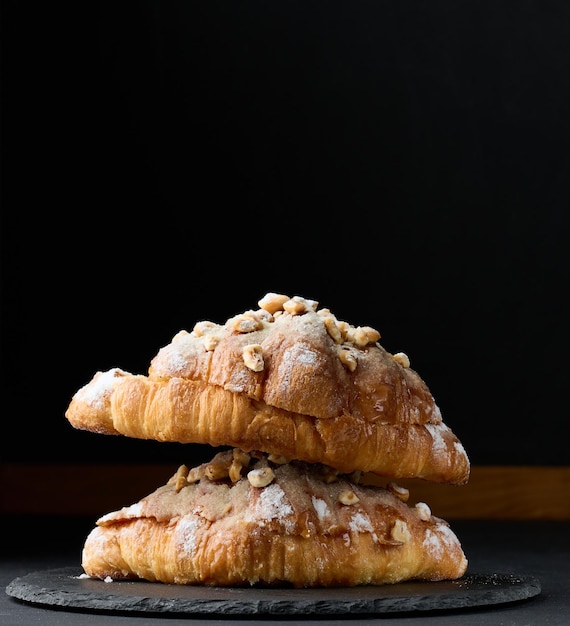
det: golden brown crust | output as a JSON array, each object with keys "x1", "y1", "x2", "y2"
[
  {"x1": 65, "y1": 293, "x2": 470, "y2": 484},
  {"x1": 81, "y1": 450, "x2": 468, "y2": 587},
  {"x1": 67, "y1": 373, "x2": 468, "y2": 482}
]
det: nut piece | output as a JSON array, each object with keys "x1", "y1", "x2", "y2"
[
  {"x1": 387, "y1": 482, "x2": 410, "y2": 502},
  {"x1": 247, "y1": 467, "x2": 276, "y2": 488},
  {"x1": 186, "y1": 466, "x2": 203, "y2": 484},
  {"x1": 242, "y1": 344, "x2": 264, "y2": 372},
  {"x1": 205, "y1": 460, "x2": 230, "y2": 481},
  {"x1": 192, "y1": 321, "x2": 217, "y2": 337},
  {"x1": 336, "y1": 320, "x2": 351, "y2": 342},
  {"x1": 228, "y1": 460, "x2": 243, "y2": 482},
  {"x1": 258, "y1": 293, "x2": 289, "y2": 314},
  {"x1": 338, "y1": 489, "x2": 360, "y2": 505},
  {"x1": 233, "y1": 449, "x2": 251, "y2": 465},
  {"x1": 172, "y1": 329, "x2": 190, "y2": 342},
  {"x1": 203, "y1": 334, "x2": 220, "y2": 351},
  {"x1": 347, "y1": 326, "x2": 381, "y2": 348},
  {"x1": 338, "y1": 347, "x2": 358, "y2": 372},
  {"x1": 415, "y1": 502, "x2": 432, "y2": 521},
  {"x1": 229, "y1": 449, "x2": 251, "y2": 482},
  {"x1": 267, "y1": 453, "x2": 289, "y2": 464},
  {"x1": 393, "y1": 352, "x2": 410, "y2": 368},
  {"x1": 323, "y1": 316, "x2": 343, "y2": 344},
  {"x1": 390, "y1": 519, "x2": 411, "y2": 544},
  {"x1": 169, "y1": 464, "x2": 189, "y2": 492},
  {"x1": 283, "y1": 296, "x2": 318, "y2": 315},
  {"x1": 230, "y1": 312, "x2": 264, "y2": 333}
]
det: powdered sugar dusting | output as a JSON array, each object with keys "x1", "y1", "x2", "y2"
[
  {"x1": 425, "y1": 423, "x2": 448, "y2": 456},
  {"x1": 422, "y1": 528, "x2": 444, "y2": 559},
  {"x1": 349, "y1": 512, "x2": 374, "y2": 533},
  {"x1": 293, "y1": 347, "x2": 319, "y2": 366},
  {"x1": 454, "y1": 441, "x2": 466, "y2": 456},
  {"x1": 432, "y1": 403, "x2": 443, "y2": 421},
  {"x1": 176, "y1": 515, "x2": 202, "y2": 556},
  {"x1": 311, "y1": 496, "x2": 330, "y2": 522},
  {"x1": 163, "y1": 349, "x2": 190, "y2": 376},
  {"x1": 75, "y1": 368, "x2": 128, "y2": 409},
  {"x1": 423, "y1": 524, "x2": 459, "y2": 560},
  {"x1": 125, "y1": 502, "x2": 143, "y2": 517},
  {"x1": 259, "y1": 483, "x2": 293, "y2": 520},
  {"x1": 247, "y1": 483, "x2": 293, "y2": 529},
  {"x1": 275, "y1": 344, "x2": 319, "y2": 389},
  {"x1": 437, "y1": 522, "x2": 459, "y2": 548},
  {"x1": 225, "y1": 366, "x2": 254, "y2": 393}
]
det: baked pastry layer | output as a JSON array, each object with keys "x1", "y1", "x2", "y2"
[
  {"x1": 66, "y1": 293, "x2": 469, "y2": 484},
  {"x1": 82, "y1": 449, "x2": 468, "y2": 587}
]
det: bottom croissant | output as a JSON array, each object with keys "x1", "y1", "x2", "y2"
[{"x1": 82, "y1": 450, "x2": 468, "y2": 587}]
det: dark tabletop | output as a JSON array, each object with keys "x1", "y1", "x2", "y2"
[{"x1": 1, "y1": 516, "x2": 568, "y2": 625}]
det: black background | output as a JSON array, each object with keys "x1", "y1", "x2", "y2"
[{"x1": 1, "y1": 1, "x2": 569, "y2": 468}]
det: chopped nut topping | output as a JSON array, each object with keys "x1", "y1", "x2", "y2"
[
  {"x1": 393, "y1": 352, "x2": 410, "y2": 368},
  {"x1": 229, "y1": 449, "x2": 251, "y2": 482},
  {"x1": 229, "y1": 459, "x2": 243, "y2": 482},
  {"x1": 203, "y1": 334, "x2": 220, "y2": 351},
  {"x1": 192, "y1": 321, "x2": 217, "y2": 337},
  {"x1": 205, "y1": 460, "x2": 230, "y2": 481},
  {"x1": 233, "y1": 449, "x2": 251, "y2": 465},
  {"x1": 283, "y1": 297, "x2": 308, "y2": 315},
  {"x1": 256, "y1": 308, "x2": 273, "y2": 322},
  {"x1": 359, "y1": 326, "x2": 381, "y2": 344},
  {"x1": 364, "y1": 326, "x2": 381, "y2": 343},
  {"x1": 391, "y1": 519, "x2": 411, "y2": 543},
  {"x1": 230, "y1": 312, "x2": 264, "y2": 333},
  {"x1": 387, "y1": 482, "x2": 410, "y2": 502},
  {"x1": 258, "y1": 293, "x2": 289, "y2": 314},
  {"x1": 346, "y1": 326, "x2": 381, "y2": 347},
  {"x1": 283, "y1": 296, "x2": 318, "y2": 315},
  {"x1": 168, "y1": 464, "x2": 190, "y2": 491},
  {"x1": 242, "y1": 344, "x2": 264, "y2": 372},
  {"x1": 336, "y1": 321, "x2": 351, "y2": 342},
  {"x1": 186, "y1": 466, "x2": 203, "y2": 484},
  {"x1": 339, "y1": 490, "x2": 360, "y2": 505},
  {"x1": 346, "y1": 327, "x2": 365, "y2": 347},
  {"x1": 415, "y1": 502, "x2": 432, "y2": 521},
  {"x1": 323, "y1": 316, "x2": 343, "y2": 344},
  {"x1": 172, "y1": 329, "x2": 190, "y2": 342},
  {"x1": 267, "y1": 453, "x2": 289, "y2": 464},
  {"x1": 338, "y1": 347, "x2": 358, "y2": 372},
  {"x1": 247, "y1": 467, "x2": 275, "y2": 488}
]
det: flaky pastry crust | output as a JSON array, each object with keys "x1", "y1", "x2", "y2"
[
  {"x1": 82, "y1": 450, "x2": 468, "y2": 587},
  {"x1": 65, "y1": 293, "x2": 469, "y2": 484}
]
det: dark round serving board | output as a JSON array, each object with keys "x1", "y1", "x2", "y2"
[{"x1": 5, "y1": 567, "x2": 541, "y2": 617}]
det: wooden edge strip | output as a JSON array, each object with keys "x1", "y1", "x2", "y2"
[
  {"x1": 362, "y1": 466, "x2": 570, "y2": 520},
  {"x1": 2, "y1": 464, "x2": 570, "y2": 520}
]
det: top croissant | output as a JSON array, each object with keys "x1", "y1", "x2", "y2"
[{"x1": 65, "y1": 292, "x2": 470, "y2": 484}]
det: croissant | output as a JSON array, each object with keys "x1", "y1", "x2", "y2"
[
  {"x1": 66, "y1": 293, "x2": 469, "y2": 484},
  {"x1": 82, "y1": 449, "x2": 468, "y2": 587}
]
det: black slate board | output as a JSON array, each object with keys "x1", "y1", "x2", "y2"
[{"x1": 5, "y1": 567, "x2": 541, "y2": 617}]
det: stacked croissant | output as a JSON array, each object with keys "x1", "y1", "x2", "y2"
[{"x1": 65, "y1": 292, "x2": 470, "y2": 588}]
